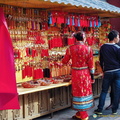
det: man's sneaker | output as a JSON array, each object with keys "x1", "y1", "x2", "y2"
[
  {"x1": 112, "y1": 112, "x2": 117, "y2": 115},
  {"x1": 94, "y1": 109, "x2": 102, "y2": 115},
  {"x1": 112, "y1": 110, "x2": 117, "y2": 115}
]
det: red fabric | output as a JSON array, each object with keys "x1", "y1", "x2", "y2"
[
  {"x1": 80, "y1": 16, "x2": 83, "y2": 27},
  {"x1": 87, "y1": 37, "x2": 94, "y2": 46},
  {"x1": 48, "y1": 37, "x2": 63, "y2": 49},
  {"x1": 57, "y1": 12, "x2": 65, "y2": 24},
  {"x1": 52, "y1": 12, "x2": 57, "y2": 25},
  {"x1": 35, "y1": 36, "x2": 45, "y2": 44},
  {"x1": 62, "y1": 42, "x2": 94, "y2": 70},
  {"x1": 68, "y1": 37, "x2": 75, "y2": 45},
  {"x1": 57, "y1": 37, "x2": 63, "y2": 47},
  {"x1": 72, "y1": 69, "x2": 93, "y2": 96},
  {"x1": 38, "y1": 69, "x2": 43, "y2": 78},
  {"x1": 49, "y1": 38, "x2": 54, "y2": 49},
  {"x1": 32, "y1": 49, "x2": 38, "y2": 57},
  {"x1": 92, "y1": 19, "x2": 94, "y2": 27},
  {"x1": 26, "y1": 48, "x2": 30, "y2": 57},
  {"x1": 41, "y1": 49, "x2": 49, "y2": 57},
  {"x1": 42, "y1": 22, "x2": 48, "y2": 30},
  {"x1": 62, "y1": 41, "x2": 94, "y2": 96},
  {"x1": 53, "y1": 37, "x2": 57, "y2": 47},
  {"x1": 70, "y1": 16, "x2": 72, "y2": 26},
  {"x1": 33, "y1": 69, "x2": 37, "y2": 79},
  {"x1": 96, "y1": 17, "x2": 98, "y2": 26},
  {"x1": 33, "y1": 69, "x2": 43, "y2": 79},
  {"x1": 22, "y1": 69, "x2": 26, "y2": 79},
  {"x1": 74, "y1": 17, "x2": 78, "y2": 26},
  {"x1": 27, "y1": 66, "x2": 33, "y2": 77},
  {"x1": 0, "y1": 8, "x2": 20, "y2": 110},
  {"x1": 57, "y1": 16, "x2": 64, "y2": 24}
]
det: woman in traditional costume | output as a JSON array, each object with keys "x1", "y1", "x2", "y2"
[{"x1": 62, "y1": 31, "x2": 95, "y2": 120}]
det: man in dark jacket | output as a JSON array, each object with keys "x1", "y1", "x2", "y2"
[
  {"x1": 94, "y1": 30, "x2": 120, "y2": 115},
  {"x1": 105, "y1": 38, "x2": 120, "y2": 110}
]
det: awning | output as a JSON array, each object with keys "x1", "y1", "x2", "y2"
[{"x1": 0, "y1": 0, "x2": 120, "y2": 17}]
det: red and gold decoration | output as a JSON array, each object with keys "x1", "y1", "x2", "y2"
[{"x1": 0, "y1": 4, "x2": 110, "y2": 87}]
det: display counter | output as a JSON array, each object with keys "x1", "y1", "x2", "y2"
[
  {"x1": 18, "y1": 82, "x2": 71, "y2": 95},
  {"x1": 0, "y1": 74, "x2": 102, "y2": 120}
]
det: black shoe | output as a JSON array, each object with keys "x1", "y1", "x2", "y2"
[
  {"x1": 105, "y1": 104, "x2": 112, "y2": 110},
  {"x1": 94, "y1": 109, "x2": 102, "y2": 115}
]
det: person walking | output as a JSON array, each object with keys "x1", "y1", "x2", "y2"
[
  {"x1": 94, "y1": 30, "x2": 120, "y2": 115},
  {"x1": 62, "y1": 31, "x2": 95, "y2": 120}
]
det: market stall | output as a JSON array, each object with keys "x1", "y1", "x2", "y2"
[{"x1": 0, "y1": 0, "x2": 120, "y2": 120}]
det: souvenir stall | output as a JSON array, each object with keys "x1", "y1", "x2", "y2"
[{"x1": 0, "y1": 0, "x2": 120, "y2": 120}]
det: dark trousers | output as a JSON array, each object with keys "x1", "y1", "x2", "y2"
[
  {"x1": 109, "y1": 82, "x2": 120, "y2": 105},
  {"x1": 98, "y1": 70, "x2": 120, "y2": 112},
  {"x1": 109, "y1": 84, "x2": 114, "y2": 105}
]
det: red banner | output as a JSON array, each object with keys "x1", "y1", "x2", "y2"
[{"x1": 0, "y1": 8, "x2": 20, "y2": 110}]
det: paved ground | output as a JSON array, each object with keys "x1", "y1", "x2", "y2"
[{"x1": 34, "y1": 95, "x2": 120, "y2": 120}]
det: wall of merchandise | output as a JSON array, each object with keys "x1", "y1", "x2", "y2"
[{"x1": 0, "y1": 4, "x2": 111, "y2": 84}]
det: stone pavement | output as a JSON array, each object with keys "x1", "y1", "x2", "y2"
[{"x1": 34, "y1": 95, "x2": 120, "y2": 120}]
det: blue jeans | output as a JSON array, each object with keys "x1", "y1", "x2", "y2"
[{"x1": 98, "y1": 70, "x2": 120, "y2": 112}]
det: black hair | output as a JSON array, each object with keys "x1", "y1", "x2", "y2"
[
  {"x1": 74, "y1": 31, "x2": 85, "y2": 41},
  {"x1": 108, "y1": 30, "x2": 119, "y2": 41}
]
